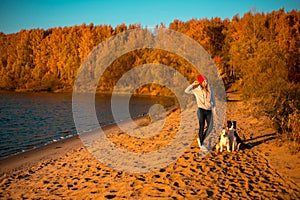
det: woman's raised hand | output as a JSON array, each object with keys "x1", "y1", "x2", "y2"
[{"x1": 192, "y1": 80, "x2": 199, "y2": 86}]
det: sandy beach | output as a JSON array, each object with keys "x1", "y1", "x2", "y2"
[{"x1": 0, "y1": 91, "x2": 299, "y2": 199}]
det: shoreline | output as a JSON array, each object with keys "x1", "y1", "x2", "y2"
[
  {"x1": 0, "y1": 135, "x2": 82, "y2": 174},
  {"x1": 0, "y1": 113, "x2": 154, "y2": 174},
  {"x1": 0, "y1": 91, "x2": 176, "y2": 172}
]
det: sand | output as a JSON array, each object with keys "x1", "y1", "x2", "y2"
[{"x1": 0, "y1": 91, "x2": 299, "y2": 199}]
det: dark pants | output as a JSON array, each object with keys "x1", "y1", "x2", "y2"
[{"x1": 197, "y1": 108, "x2": 212, "y2": 145}]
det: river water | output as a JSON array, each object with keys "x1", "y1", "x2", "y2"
[{"x1": 0, "y1": 91, "x2": 174, "y2": 158}]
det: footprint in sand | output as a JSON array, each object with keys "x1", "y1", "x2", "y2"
[{"x1": 105, "y1": 194, "x2": 116, "y2": 199}]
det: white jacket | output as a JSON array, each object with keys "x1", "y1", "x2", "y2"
[{"x1": 185, "y1": 84, "x2": 216, "y2": 111}]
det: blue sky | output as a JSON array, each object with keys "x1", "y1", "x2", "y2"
[{"x1": 0, "y1": 0, "x2": 299, "y2": 34}]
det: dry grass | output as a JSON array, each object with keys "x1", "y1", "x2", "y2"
[{"x1": 234, "y1": 80, "x2": 300, "y2": 153}]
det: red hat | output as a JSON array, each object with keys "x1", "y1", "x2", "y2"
[{"x1": 197, "y1": 75, "x2": 207, "y2": 85}]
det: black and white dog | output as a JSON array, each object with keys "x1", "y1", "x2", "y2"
[
  {"x1": 226, "y1": 121, "x2": 238, "y2": 151},
  {"x1": 216, "y1": 121, "x2": 246, "y2": 152}
]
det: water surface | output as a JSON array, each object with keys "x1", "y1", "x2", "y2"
[{"x1": 0, "y1": 91, "x2": 174, "y2": 158}]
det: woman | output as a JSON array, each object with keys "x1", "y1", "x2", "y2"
[{"x1": 185, "y1": 75, "x2": 216, "y2": 152}]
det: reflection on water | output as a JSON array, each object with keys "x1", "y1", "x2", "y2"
[{"x1": 0, "y1": 91, "x2": 174, "y2": 158}]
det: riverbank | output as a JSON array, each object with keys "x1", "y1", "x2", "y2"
[
  {"x1": 0, "y1": 115, "x2": 152, "y2": 174},
  {"x1": 0, "y1": 92, "x2": 299, "y2": 199}
]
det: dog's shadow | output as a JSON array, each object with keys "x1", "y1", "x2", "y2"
[{"x1": 241, "y1": 133, "x2": 277, "y2": 149}]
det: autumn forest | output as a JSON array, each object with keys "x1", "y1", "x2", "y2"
[{"x1": 0, "y1": 9, "x2": 299, "y2": 142}]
